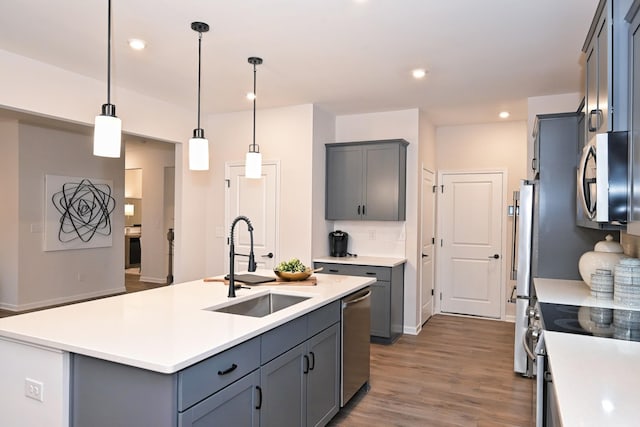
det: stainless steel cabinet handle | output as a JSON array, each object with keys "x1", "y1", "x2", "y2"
[
  {"x1": 343, "y1": 290, "x2": 372, "y2": 306},
  {"x1": 261, "y1": 252, "x2": 273, "y2": 258},
  {"x1": 588, "y1": 109, "x2": 602, "y2": 132}
]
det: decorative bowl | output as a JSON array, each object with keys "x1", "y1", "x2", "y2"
[{"x1": 273, "y1": 268, "x2": 312, "y2": 281}]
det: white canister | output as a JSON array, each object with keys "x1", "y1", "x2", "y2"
[{"x1": 578, "y1": 235, "x2": 627, "y2": 288}]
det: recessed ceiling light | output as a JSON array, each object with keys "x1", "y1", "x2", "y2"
[
  {"x1": 412, "y1": 68, "x2": 427, "y2": 79},
  {"x1": 499, "y1": 111, "x2": 510, "y2": 119},
  {"x1": 128, "y1": 38, "x2": 146, "y2": 50}
]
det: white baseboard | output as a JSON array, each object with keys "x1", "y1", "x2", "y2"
[
  {"x1": 504, "y1": 314, "x2": 515, "y2": 323},
  {"x1": 403, "y1": 324, "x2": 421, "y2": 335},
  {"x1": 0, "y1": 287, "x2": 126, "y2": 312},
  {"x1": 140, "y1": 276, "x2": 168, "y2": 284}
]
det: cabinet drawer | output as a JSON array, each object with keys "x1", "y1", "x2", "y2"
[
  {"x1": 178, "y1": 336, "x2": 260, "y2": 412},
  {"x1": 261, "y1": 314, "x2": 307, "y2": 364},
  {"x1": 178, "y1": 369, "x2": 260, "y2": 427},
  {"x1": 315, "y1": 262, "x2": 390, "y2": 281},
  {"x1": 308, "y1": 300, "x2": 340, "y2": 337}
]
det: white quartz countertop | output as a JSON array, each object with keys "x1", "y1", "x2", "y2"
[
  {"x1": 545, "y1": 331, "x2": 640, "y2": 426},
  {"x1": 534, "y1": 277, "x2": 640, "y2": 311},
  {"x1": 0, "y1": 272, "x2": 373, "y2": 374},
  {"x1": 313, "y1": 255, "x2": 406, "y2": 267},
  {"x1": 534, "y1": 277, "x2": 640, "y2": 426}
]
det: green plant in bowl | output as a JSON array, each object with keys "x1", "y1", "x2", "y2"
[{"x1": 274, "y1": 258, "x2": 311, "y2": 281}]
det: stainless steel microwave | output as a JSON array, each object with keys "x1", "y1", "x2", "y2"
[{"x1": 576, "y1": 131, "x2": 628, "y2": 229}]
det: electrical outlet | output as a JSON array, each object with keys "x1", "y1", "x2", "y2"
[
  {"x1": 25, "y1": 378, "x2": 44, "y2": 402},
  {"x1": 368, "y1": 230, "x2": 376, "y2": 240}
]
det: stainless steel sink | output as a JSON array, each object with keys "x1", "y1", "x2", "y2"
[{"x1": 208, "y1": 293, "x2": 310, "y2": 317}]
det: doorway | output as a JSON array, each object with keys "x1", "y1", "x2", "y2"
[
  {"x1": 124, "y1": 139, "x2": 176, "y2": 284},
  {"x1": 437, "y1": 171, "x2": 505, "y2": 318},
  {"x1": 225, "y1": 161, "x2": 280, "y2": 273},
  {"x1": 420, "y1": 167, "x2": 435, "y2": 325}
]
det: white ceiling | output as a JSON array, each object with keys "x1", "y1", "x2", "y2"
[{"x1": 0, "y1": 0, "x2": 599, "y2": 126}]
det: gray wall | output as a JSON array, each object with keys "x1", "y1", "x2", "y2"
[{"x1": 1, "y1": 120, "x2": 125, "y2": 310}]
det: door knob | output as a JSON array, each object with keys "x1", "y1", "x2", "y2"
[
  {"x1": 262, "y1": 252, "x2": 274, "y2": 258},
  {"x1": 488, "y1": 254, "x2": 500, "y2": 259}
]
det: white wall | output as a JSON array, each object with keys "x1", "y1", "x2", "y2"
[
  {"x1": 436, "y1": 121, "x2": 527, "y2": 320},
  {"x1": 173, "y1": 104, "x2": 318, "y2": 281},
  {"x1": 0, "y1": 338, "x2": 70, "y2": 427},
  {"x1": 0, "y1": 119, "x2": 20, "y2": 306},
  {"x1": 0, "y1": 49, "x2": 191, "y2": 144},
  {"x1": 311, "y1": 106, "x2": 336, "y2": 258},
  {"x1": 335, "y1": 109, "x2": 421, "y2": 333},
  {"x1": 125, "y1": 140, "x2": 175, "y2": 283},
  {"x1": 14, "y1": 123, "x2": 126, "y2": 310}
]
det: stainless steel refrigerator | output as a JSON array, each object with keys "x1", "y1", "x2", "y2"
[{"x1": 512, "y1": 113, "x2": 613, "y2": 376}]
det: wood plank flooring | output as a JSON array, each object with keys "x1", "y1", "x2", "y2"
[{"x1": 330, "y1": 315, "x2": 534, "y2": 427}]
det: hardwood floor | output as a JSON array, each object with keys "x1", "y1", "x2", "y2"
[
  {"x1": 330, "y1": 315, "x2": 534, "y2": 427},
  {"x1": 0, "y1": 273, "x2": 165, "y2": 318}
]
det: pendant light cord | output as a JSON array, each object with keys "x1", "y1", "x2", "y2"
[
  {"x1": 252, "y1": 62, "x2": 257, "y2": 149},
  {"x1": 107, "y1": 0, "x2": 112, "y2": 106},
  {"x1": 197, "y1": 31, "x2": 202, "y2": 130}
]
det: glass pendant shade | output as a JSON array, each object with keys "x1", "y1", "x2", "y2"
[
  {"x1": 189, "y1": 136, "x2": 209, "y2": 171},
  {"x1": 93, "y1": 112, "x2": 122, "y2": 158},
  {"x1": 245, "y1": 150, "x2": 262, "y2": 178}
]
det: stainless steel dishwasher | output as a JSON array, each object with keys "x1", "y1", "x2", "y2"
[{"x1": 341, "y1": 287, "x2": 371, "y2": 406}]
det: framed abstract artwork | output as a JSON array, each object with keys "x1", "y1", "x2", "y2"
[{"x1": 44, "y1": 174, "x2": 116, "y2": 251}]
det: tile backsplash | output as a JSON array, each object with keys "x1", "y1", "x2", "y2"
[{"x1": 331, "y1": 221, "x2": 405, "y2": 257}]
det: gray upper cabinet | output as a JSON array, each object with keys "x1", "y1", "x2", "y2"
[
  {"x1": 625, "y1": 1, "x2": 640, "y2": 235},
  {"x1": 326, "y1": 139, "x2": 408, "y2": 221},
  {"x1": 583, "y1": 0, "x2": 632, "y2": 140}
]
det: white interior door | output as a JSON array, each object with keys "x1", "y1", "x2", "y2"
[
  {"x1": 421, "y1": 168, "x2": 435, "y2": 325},
  {"x1": 225, "y1": 162, "x2": 279, "y2": 273},
  {"x1": 438, "y1": 172, "x2": 504, "y2": 318}
]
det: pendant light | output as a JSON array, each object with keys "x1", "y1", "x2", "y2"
[
  {"x1": 188, "y1": 22, "x2": 210, "y2": 171},
  {"x1": 245, "y1": 57, "x2": 263, "y2": 179},
  {"x1": 93, "y1": 0, "x2": 122, "y2": 158}
]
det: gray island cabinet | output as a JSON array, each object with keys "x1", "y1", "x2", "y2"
[
  {"x1": 72, "y1": 301, "x2": 340, "y2": 427},
  {"x1": 325, "y1": 139, "x2": 408, "y2": 221}
]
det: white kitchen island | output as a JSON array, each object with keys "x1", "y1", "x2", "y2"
[
  {"x1": 534, "y1": 278, "x2": 640, "y2": 427},
  {"x1": 0, "y1": 272, "x2": 373, "y2": 427}
]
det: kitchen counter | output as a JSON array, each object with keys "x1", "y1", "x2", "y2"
[
  {"x1": 313, "y1": 255, "x2": 406, "y2": 267},
  {"x1": 0, "y1": 272, "x2": 374, "y2": 374},
  {"x1": 534, "y1": 278, "x2": 640, "y2": 426},
  {"x1": 535, "y1": 277, "x2": 640, "y2": 310}
]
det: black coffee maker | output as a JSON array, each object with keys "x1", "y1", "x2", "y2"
[{"x1": 329, "y1": 230, "x2": 349, "y2": 257}]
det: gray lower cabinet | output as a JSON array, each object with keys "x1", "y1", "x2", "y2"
[
  {"x1": 325, "y1": 139, "x2": 408, "y2": 221},
  {"x1": 260, "y1": 324, "x2": 339, "y2": 427},
  {"x1": 178, "y1": 369, "x2": 260, "y2": 427},
  {"x1": 71, "y1": 302, "x2": 340, "y2": 427},
  {"x1": 314, "y1": 262, "x2": 404, "y2": 343}
]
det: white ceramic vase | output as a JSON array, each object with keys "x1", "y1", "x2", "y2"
[{"x1": 578, "y1": 234, "x2": 628, "y2": 288}]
